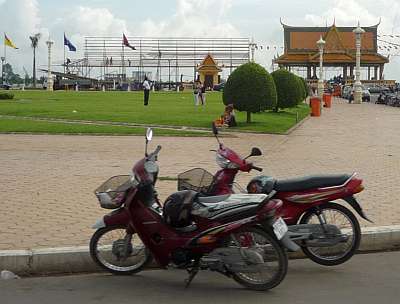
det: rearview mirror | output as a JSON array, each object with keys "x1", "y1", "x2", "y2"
[
  {"x1": 211, "y1": 122, "x2": 218, "y2": 135},
  {"x1": 146, "y1": 128, "x2": 153, "y2": 141},
  {"x1": 250, "y1": 147, "x2": 262, "y2": 157}
]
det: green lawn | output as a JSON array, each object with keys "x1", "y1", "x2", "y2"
[
  {"x1": 0, "y1": 90, "x2": 309, "y2": 134},
  {"x1": 0, "y1": 117, "x2": 210, "y2": 136}
]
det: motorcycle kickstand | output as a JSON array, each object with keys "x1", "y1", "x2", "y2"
[{"x1": 184, "y1": 261, "x2": 200, "y2": 288}]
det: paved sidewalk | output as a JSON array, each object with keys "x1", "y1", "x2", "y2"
[{"x1": 0, "y1": 98, "x2": 399, "y2": 250}]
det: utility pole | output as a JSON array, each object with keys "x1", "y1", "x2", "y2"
[
  {"x1": 46, "y1": 40, "x2": 54, "y2": 91},
  {"x1": 1, "y1": 56, "x2": 5, "y2": 86},
  {"x1": 353, "y1": 22, "x2": 365, "y2": 104}
]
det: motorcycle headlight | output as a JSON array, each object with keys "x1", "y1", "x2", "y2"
[
  {"x1": 216, "y1": 154, "x2": 240, "y2": 169},
  {"x1": 144, "y1": 161, "x2": 159, "y2": 174}
]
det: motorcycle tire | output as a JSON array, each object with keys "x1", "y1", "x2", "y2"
[
  {"x1": 229, "y1": 226, "x2": 288, "y2": 291},
  {"x1": 90, "y1": 225, "x2": 152, "y2": 275},
  {"x1": 299, "y1": 202, "x2": 361, "y2": 266}
]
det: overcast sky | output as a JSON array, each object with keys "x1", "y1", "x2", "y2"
[{"x1": 1, "y1": 0, "x2": 400, "y2": 80}]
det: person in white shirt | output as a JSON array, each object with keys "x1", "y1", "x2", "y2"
[{"x1": 143, "y1": 76, "x2": 151, "y2": 106}]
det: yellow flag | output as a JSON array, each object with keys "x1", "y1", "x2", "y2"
[{"x1": 4, "y1": 34, "x2": 18, "y2": 49}]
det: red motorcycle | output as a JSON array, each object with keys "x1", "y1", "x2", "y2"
[
  {"x1": 90, "y1": 128, "x2": 298, "y2": 291},
  {"x1": 177, "y1": 124, "x2": 371, "y2": 266}
]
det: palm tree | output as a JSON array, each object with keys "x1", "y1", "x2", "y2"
[{"x1": 29, "y1": 33, "x2": 41, "y2": 88}]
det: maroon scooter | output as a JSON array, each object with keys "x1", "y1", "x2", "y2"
[
  {"x1": 90, "y1": 128, "x2": 298, "y2": 291},
  {"x1": 178, "y1": 123, "x2": 371, "y2": 266}
]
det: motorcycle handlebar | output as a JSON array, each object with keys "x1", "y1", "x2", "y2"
[
  {"x1": 251, "y1": 165, "x2": 263, "y2": 172},
  {"x1": 148, "y1": 145, "x2": 162, "y2": 161}
]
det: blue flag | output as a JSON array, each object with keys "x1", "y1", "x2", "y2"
[{"x1": 64, "y1": 34, "x2": 76, "y2": 52}]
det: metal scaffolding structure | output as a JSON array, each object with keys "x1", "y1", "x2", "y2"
[{"x1": 67, "y1": 37, "x2": 250, "y2": 82}]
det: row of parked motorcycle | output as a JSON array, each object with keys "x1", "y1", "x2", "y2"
[
  {"x1": 89, "y1": 124, "x2": 370, "y2": 291},
  {"x1": 376, "y1": 91, "x2": 400, "y2": 107}
]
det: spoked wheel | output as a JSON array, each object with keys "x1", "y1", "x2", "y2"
[
  {"x1": 228, "y1": 227, "x2": 288, "y2": 291},
  {"x1": 299, "y1": 202, "x2": 361, "y2": 266},
  {"x1": 90, "y1": 225, "x2": 152, "y2": 275}
]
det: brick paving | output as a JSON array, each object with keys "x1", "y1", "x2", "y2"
[{"x1": 0, "y1": 98, "x2": 399, "y2": 250}]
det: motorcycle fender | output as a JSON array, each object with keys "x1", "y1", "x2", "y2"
[
  {"x1": 92, "y1": 208, "x2": 130, "y2": 229},
  {"x1": 343, "y1": 196, "x2": 373, "y2": 223},
  {"x1": 92, "y1": 217, "x2": 106, "y2": 229}
]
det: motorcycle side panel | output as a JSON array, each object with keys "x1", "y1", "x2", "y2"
[
  {"x1": 276, "y1": 178, "x2": 364, "y2": 225},
  {"x1": 103, "y1": 208, "x2": 131, "y2": 227}
]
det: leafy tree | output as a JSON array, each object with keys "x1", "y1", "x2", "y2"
[
  {"x1": 271, "y1": 68, "x2": 303, "y2": 111},
  {"x1": 29, "y1": 33, "x2": 41, "y2": 88},
  {"x1": 223, "y1": 62, "x2": 277, "y2": 123},
  {"x1": 3, "y1": 63, "x2": 24, "y2": 84}
]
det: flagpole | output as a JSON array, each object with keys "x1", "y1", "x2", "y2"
[
  {"x1": 4, "y1": 33, "x2": 6, "y2": 64},
  {"x1": 2, "y1": 33, "x2": 5, "y2": 85},
  {"x1": 63, "y1": 33, "x2": 66, "y2": 74},
  {"x1": 122, "y1": 44, "x2": 125, "y2": 83}
]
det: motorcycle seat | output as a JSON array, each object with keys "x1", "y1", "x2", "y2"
[
  {"x1": 274, "y1": 174, "x2": 351, "y2": 192},
  {"x1": 197, "y1": 194, "x2": 230, "y2": 205}
]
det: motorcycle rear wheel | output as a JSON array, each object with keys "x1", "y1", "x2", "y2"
[
  {"x1": 299, "y1": 202, "x2": 361, "y2": 266},
  {"x1": 90, "y1": 225, "x2": 152, "y2": 275},
  {"x1": 228, "y1": 227, "x2": 288, "y2": 291}
]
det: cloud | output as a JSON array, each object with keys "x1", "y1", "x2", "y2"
[
  {"x1": 304, "y1": 0, "x2": 400, "y2": 31},
  {"x1": 57, "y1": 6, "x2": 129, "y2": 37},
  {"x1": 138, "y1": 0, "x2": 241, "y2": 37},
  {"x1": 0, "y1": 0, "x2": 49, "y2": 76},
  {"x1": 303, "y1": 0, "x2": 400, "y2": 80},
  {"x1": 51, "y1": 6, "x2": 131, "y2": 67}
]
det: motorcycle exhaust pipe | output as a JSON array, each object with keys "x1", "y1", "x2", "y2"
[{"x1": 280, "y1": 233, "x2": 300, "y2": 252}]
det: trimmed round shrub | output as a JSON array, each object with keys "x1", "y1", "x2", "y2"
[
  {"x1": 271, "y1": 69, "x2": 303, "y2": 110},
  {"x1": 0, "y1": 92, "x2": 14, "y2": 100},
  {"x1": 223, "y1": 62, "x2": 277, "y2": 123},
  {"x1": 299, "y1": 77, "x2": 309, "y2": 99},
  {"x1": 296, "y1": 76, "x2": 307, "y2": 103}
]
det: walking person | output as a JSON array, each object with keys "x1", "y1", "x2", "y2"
[
  {"x1": 143, "y1": 76, "x2": 151, "y2": 106},
  {"x1": 200, "y1": 83, "x2": 206, "y2": 105},
  {"x1": 197, "y1": 81, "x2": 205, "y2": 106},
  {"x1": 193, "y1": 81, "x2": 199, "y2": 105}
]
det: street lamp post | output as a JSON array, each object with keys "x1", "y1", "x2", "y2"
[
  {"x1": 249, "y1": 38, "x2": 257, "y2": 62},
  {"x1": 353, "y1": 22, "x2": 365, "y2": 104},
  {"x1": 46, "y1": 40, "x2": 54, "y2": 91},
  {"x1": 316, "y1": 36, "x2": 326, "y2": 100},
  {"x1": 1, "y1": 56, "x2": 5, "y2": 86}
]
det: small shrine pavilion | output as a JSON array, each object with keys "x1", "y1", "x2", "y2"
[
  {"x1": 196, "y1": 54, "x2": 222, "y2": 88},
  {"x1": 275, "y1": 20, "x2": 389, "y2": 82}
]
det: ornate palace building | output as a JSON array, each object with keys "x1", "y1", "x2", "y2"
[{"x1": 275, "y1": 20, "x2": 389, "y2": 82}]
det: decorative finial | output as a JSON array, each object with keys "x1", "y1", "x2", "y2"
[{"x1": 353, "y1": 22, "x2": 365, "y2": 34}]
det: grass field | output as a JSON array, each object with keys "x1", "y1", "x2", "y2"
[
  {"x1": 0, "y1": 90, "x2": 309, "y2": 134},
  {"x1": 0, "y1": 117, "x2": 210, "y2": 136}
]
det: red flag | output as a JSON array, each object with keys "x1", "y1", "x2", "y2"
[{"x1": 123, "y1": 34, "x2": 136, "y2": 50}]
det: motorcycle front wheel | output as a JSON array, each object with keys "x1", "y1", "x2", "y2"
[
  {"x1": 299, "y1": 202, "x2": 361, "y2": 266},
  {"x1": 90, "y1": 225, "x2": 152, "y2": 275},
  {"x1": 227, "y1": 227, "x2": 288, "y2": 291}
]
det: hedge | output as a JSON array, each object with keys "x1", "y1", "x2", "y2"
[
  {"x1": 223, "y1": 62, "x2": 277, "y2": 123},
  {"x1": 0, "y1": 92, "x2": 14, "y2": 100},
  {"x1": 271, "y1": 69, "x2": 303, "y2": 110}
]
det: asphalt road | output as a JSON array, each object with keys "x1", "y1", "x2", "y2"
[{"x1": 1, "y1": 251, "x2": 399, "y2": 304}]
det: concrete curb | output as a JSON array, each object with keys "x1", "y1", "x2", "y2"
[{"x1": 1, "y1": 226, "x2": 399, "y2": 276}]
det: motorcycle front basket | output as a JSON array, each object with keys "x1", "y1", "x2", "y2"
[
  {"x1": 177, "y1": 168, "x2": 214, "y2": 194},
  {"x1": 94, "y1": 175, "x2": 135, "y2": 209}
]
